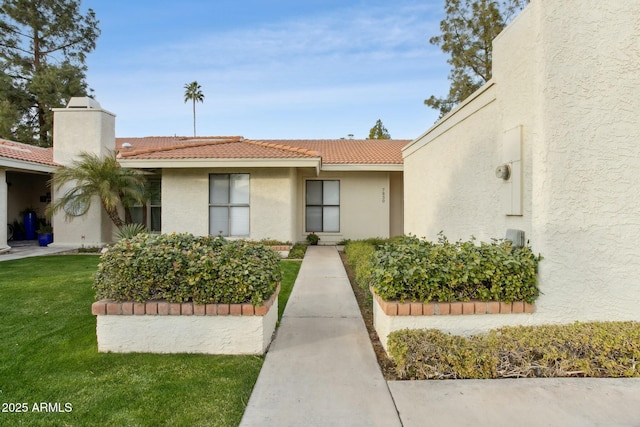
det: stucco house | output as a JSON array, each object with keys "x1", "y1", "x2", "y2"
[
  {"x1": 401, "y1": 0, "x2": 640, "y2": 332},
  {"x1": 1, "y1": 97, "x2": 407, "y2": 250}
]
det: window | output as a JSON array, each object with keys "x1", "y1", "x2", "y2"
[
  {"x1": 209, "y1": 174, "x2": 250, "y2": 237},
  {"x1": 305, "y1": 180, "x2": 339, "y2": 232},
  {"x1": 131, "y1": 179, "x2": 161, "y2": 232}
]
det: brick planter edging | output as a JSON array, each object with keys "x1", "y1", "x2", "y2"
[
  {"x1": 268, "y1": 245, "x2": 292, "y2": 251},
  {"x1": 371, "y1": 287, "x2": 535, "y2": 316},
  {"x1": 92, "y1": 284, "x2": 280, "y2": 317}
]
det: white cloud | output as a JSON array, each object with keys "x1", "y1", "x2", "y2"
[{"x1": 87, "y1": 1, "x2": 448, "y2": 138}]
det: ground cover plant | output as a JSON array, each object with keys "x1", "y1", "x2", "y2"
[
  {"x1": 0, "y1": 255, "x2": 299, "y2": 427},
  {"x1": 278, "y1": 260, "x2": 301, "y2": 321},
  {"x1": 286, "y1": 243, "x2": 307, "y2": 259},
  {"x1": 388, "y1": 323, "x2": 640, "y2": 380}
]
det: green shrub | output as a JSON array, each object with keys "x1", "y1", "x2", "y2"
[
  {"x1": 371, "y1": 234, "x2": 541, "y2": 303},
  {"x1": 344, "y1": 241, "x2": 376, "y2": 290},
  {"x1": 94, "y1": 233, "x2": 281, "y2": 305},
  {"x1": 387, "y1": 322, "x2": 640, "y2": 380},
  {"x1": 254, "y1": 239, "x2": 291, "y2": 246},
  {"x1": 287, "y1": 243, "x2": 307, "y2": 259}
]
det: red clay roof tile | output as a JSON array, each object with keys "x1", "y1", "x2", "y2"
[
  {"x1": 116, "y1": 136, "x2": 409, "y2": 164},
  {"x1": 0, "y1": 139, "x2": 56, "y2": 167}
]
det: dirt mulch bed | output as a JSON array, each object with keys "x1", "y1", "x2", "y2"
[{"x1": 339, "y1": 252, "x2": 398, "y2": 380}]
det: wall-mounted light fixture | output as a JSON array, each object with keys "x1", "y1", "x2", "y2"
[{"x1": 495, "y1": 164, "x2": 511, "y2": 180}]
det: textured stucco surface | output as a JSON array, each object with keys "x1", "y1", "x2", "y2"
[
  {"x1": 51, "y1": 104, "x2": 117, "y2": 247},
  {"x1": 296, "y1": 170, "x2": 395, "y2": 243},
  {"x1": 96, "y1": 300, "x2": 277, "y2": 354},
  {"x1": 402, "y1": 0, "x2": 640, "y2": 329},
  {"x1": 162, "y1": 167, "x2": 298, "y2": 242},
  {"x1": 163, "y1": 168, "x2": 399, "y2": 243}
]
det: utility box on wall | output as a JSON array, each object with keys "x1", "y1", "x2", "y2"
[{"x1": 501, "y1": 126, "x2": 522, "y2": 216}]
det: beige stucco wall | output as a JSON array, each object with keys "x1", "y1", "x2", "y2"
[
  {"x1": 162, "y1": 167, "x2": 399, "y2": 244},
  {"x1": 403, "y1": 0, "x2": 640, "y2": 328},
  {"x1": 96, "y1": 301, "x2": 277, "y2": 354},
  {"x1": 162, "y1": 168, "x2": 402, "y2": 244},
  {"x1": 524, "y1": 1, "x2": 640, "y2": 322},
  {"x1": 52, "y1": 99, "x2": 116, "y2": 165},
  {"x1": 51, "y1": 100, "x2": 117, "y2": 247},
  {"x1": 162, "y1": 167, "x2": 299, "y2": 242},
  {"x1": 403, "y1": 84, "x2": 506, "y2": 243},
  {"x1": 296, "y1": 170, "x2": 395, "y2": 244}
]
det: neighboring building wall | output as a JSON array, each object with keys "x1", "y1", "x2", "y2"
[
  {"x1": 402, "y1": 0, "x2": 640, "y2": 330},
  {"x1": 296, "y1": 171, "x2": 394, "y2": 243},
  {"x1": 162, "y1": 167, "x2": 299, "y2": 243}
]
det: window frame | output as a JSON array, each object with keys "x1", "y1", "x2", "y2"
[
  {"x1": 130, "y1": 178, "x2": 161, "y2": 233},
  {"x1": 209, "y1": 173, "x2": 250, "y2": 237},
  {"x1": 305, "y1": 179, "x2": 340, "y2": 233}
]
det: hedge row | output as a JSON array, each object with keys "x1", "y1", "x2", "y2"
[
  {"x1": 369, "y1": 235, "x2": 541, "y2": 303},
  {"x1": 94, "y1": 233, "x2": 281, "y2": 305},
  {"x1": 387, "y1": 322, "x2": 640, "y2": 379}
]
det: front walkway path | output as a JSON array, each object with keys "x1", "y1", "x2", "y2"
[
  {"x1": 0, "y1": 241, "x2": 75, "y2": 261},
  {"x1": 240, "y1": 245, "x2": 401, "y2": 427},
  {"x1": 241, "y1": 245, "x2": 640, "y2": 427}
]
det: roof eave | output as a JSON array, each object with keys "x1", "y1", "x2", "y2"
[
  {"x1": 117, "y1": 157, "x2": 322, "y2": 170},
  {"x1": 0, "y1": 157, "x2": 57, "y2": 173},
  {"x1": 320, "y1": 163, "x2": 403, "y2": 172}
]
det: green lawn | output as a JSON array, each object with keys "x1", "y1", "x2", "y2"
[{"x1": 0, "y1": 255, "x2": 301, "y2": 427}]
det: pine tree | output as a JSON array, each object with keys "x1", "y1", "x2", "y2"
[
  {"x1": 368, "y1": 119, "x2": 391, "y2": 139},
  {"x1": 425, "y1": 0, "x2": 528, "y2": 118},
  {"x1": 0, "y1": 0, "x2": 100, "y2": 146}
]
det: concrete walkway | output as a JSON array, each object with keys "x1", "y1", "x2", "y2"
[
  {"x1": 242, "y1": 245, "x2": 640, "y2": 427},
  {"x1": 390, "y1": 378, "x2": 640, "y2": 427},
  {"x1": 240, "y1": 245, "x2": 401, "y2": 427},
  {"x1": 0, "y1": 241, "x2": 75, "y2": 261}
]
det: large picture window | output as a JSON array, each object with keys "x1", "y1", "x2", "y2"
[
  {"x1": 305, "y1": 180, "x2": 340, "y2": 232},
  {"x1": 209, "y1": 174, "x2": 250, "y2": 237}
]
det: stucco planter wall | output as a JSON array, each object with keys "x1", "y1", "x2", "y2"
[
  {"x1": 371, "y1": 288, "x2": 536, "y2": 352},
  {"x1": 91, "y1": 285, "x2": 279, "y2": 355}
]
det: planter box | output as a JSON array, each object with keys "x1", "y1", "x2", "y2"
[
  {"x1": 92, "y1": 285, "x2": 279, "y2": 355},
  {"x1": 371, "y1": 287, "x2": 535, "y2": 352},
  {"x1": 268, "y1": 245, "x2": 292, "y2": 258}
]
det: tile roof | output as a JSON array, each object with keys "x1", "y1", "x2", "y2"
[
  {"x1": 261, "y1": 139, "x2": 409, "y2": 164},
  {"x1": 0, "y1": 138, "x2": 56, "y2": 166},
  {"x1": 116, "y1": 136, "x2": 409, "y2": 164}
]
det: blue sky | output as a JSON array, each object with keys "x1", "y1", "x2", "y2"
[{"x1": 82, "y1": 0, "x2": 449, "y2": 140}]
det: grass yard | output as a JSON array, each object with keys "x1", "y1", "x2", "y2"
[
  {"x1": 278, "y1": 260, "x2": 301, "y2": 320},
  {"x1": 0, "y1": 255, "x2": 301, "y2": 427}
]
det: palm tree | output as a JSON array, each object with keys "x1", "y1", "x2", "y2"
[
  {"x1": 48, "y1": 151, "x2": 147, "y2": 227},
  {"x1": 184, "y1": 81, "x2": 205, "y2": 136}
]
